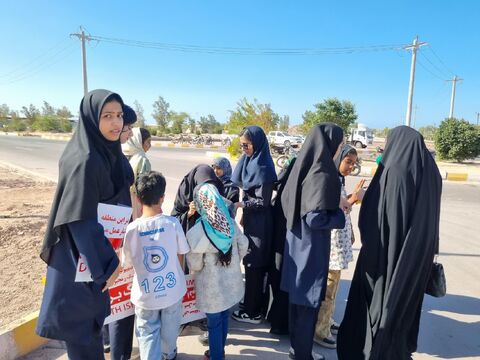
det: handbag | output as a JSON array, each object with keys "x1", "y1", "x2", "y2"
[{"x1": 425, "y1": 257, "x2": 446, "y2": 297}]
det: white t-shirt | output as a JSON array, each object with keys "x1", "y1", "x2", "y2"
[{"x1": 122, "y1": 214, "x2": 190, "y2": 310}]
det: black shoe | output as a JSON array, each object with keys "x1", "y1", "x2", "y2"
[
  {"x1": 331, "y1": 321, "x2": 340, "y2": 335},
  {"x1": 270, "y1": 327, "x2": 289, "y2": 335},
  {"x1": 198, "y1": 331, "x2": 209, "y2": 346},
  {"x1": 288, "y1": 347, "x2": 325, "y2": 360},
  {"x1": 204, "y1": 349, "x2": 225, "y2": 359},
  {"x1": 103, "y1": 345, "x2": 110, "y2": 354},
  {"x1": 231, "y1": 310, "x2": 262, "y2": 324}
]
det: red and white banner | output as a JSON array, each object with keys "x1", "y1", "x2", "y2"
[
  {"x1": 74, "y1": 203, "x2": 134, "y2": 324},
  {"x1": 181, "y1": 274, "x2": 205, "y2": 324}
]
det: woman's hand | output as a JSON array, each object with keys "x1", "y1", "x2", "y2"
[
  {"x1": 103, "y1": 264, "x2": 121, "y2": 292},
  {"x1": 234, "y1": 202, "x2": 244, "y2": 210},
  {"x1": 187, "y1": 201, "x2": 197, "y2": 218}
]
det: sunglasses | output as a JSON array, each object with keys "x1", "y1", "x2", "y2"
[{"x1": 240, "y1": 143, "x2": 251, "y2": 149}]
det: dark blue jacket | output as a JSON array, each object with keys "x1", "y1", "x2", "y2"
[{"x1": 281, "y1": 209, "x2": 345, "y2": 308}]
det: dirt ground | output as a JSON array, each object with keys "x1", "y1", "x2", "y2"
[{"x1": 0, "y1": 165, "x2": 56, "y2": 329}]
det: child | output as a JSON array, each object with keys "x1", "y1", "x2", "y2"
[
  {"x1": 186, "y1": 183, "x2": 248, "y2": 360},
  {"x1": 211, "y1": 157, "x2": 240, "y2": 203},
  {"x1": 314, "y1": 144, "x2": 365, "y2": 349},
  {"x1": 122, "y1": 171, "x2": 190, "y2": 360},
  {"x1": 124, "y1": 127, "x2": 152, "y2": 219}
]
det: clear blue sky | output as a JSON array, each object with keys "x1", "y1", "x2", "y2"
[{"x1": 1, "y1": 0, "x2": 478, "y2": 129}]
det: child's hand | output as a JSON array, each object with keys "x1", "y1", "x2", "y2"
[
  {"x1": 351, "y1": 179, "x2": 367, "y2": 203},
  {"x1": 187, "y1": 201, "x2": 196, "y2": 218},
  {"x1": 103, "y1": 264, "x2": 121, "y2": 292},
  {"x1": 340, "y1": 197, "x2": 352, "y2": 214}
]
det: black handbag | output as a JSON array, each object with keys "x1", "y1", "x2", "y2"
[{"x1": 425, "y1": 258, "x2": 446, "y2": 297}]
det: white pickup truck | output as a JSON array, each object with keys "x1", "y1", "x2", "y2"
[{"x1": 268, "y1": 131, "x2": 303, "y2": 148}]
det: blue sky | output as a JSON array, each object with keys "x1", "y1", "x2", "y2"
[{"x1": 1, "y1": 0, "x2": 478, "y2": 129}]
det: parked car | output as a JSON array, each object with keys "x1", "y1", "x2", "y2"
[{"x1": 268, "y1": 131, "x2": 303, "y2": 148}]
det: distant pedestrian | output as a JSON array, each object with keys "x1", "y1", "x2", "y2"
[
  {"x1": 186, "y1": 183, "x2": 248, "y2": 360},
  {"x1": 124, "y1": 127, "x2": 152, "y2": 219},
  {"x1": 36, "y1": 89, "x2": 125, "y2": 360},
  {"x1": 231, "y1": 126, "x2": 277, "y2": 324},
  {"x1": 337, "y1": 126, "x2": 442, "y2": 360},
  {"x1": 280, "y1": 123, "x2": 347, "y2": 360},
  {"x1": 211, "y1": 157, "x2": 240, "y2": 204}
]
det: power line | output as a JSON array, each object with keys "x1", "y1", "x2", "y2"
[
  {"x1": 426, "y1": 46, "x2": 455, "y2": 76},
  {"x1": 418, "y1": 51, "x2": 451, "y2": 79},
  {"x1": 89, "y1": 34, "x2": 407, "y2": 55},
  {"x1": 416, "y1": 56, "x2": 447, "y2": 81}
]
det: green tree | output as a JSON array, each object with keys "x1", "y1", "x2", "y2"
[
  {"x1": 152, "y1": 96, "x2": 170, "y2": 132},
  {"x1": 170, "y1": 111, "x2": 189, "y2": 134},
  {"x1": 0, "y1": 104, "x2": 10, "y2": 119},
  {"x1": 56, "y1": 106, "x2": 73, "y2": 119},
  {"x1": 42, "y1": 101, "x2": 56, "y2": 116},
  {"x1": 188, "y1": 117, "x2": 196, "y2": 133},
  {"x1": 226, "y1": 98, "x2": 279, "y2": 135},
  {"x1": 278, "y1": 115, "x2": 290, "y2": 131},
  {"x1": 199, "y1": 114, "x2": 223, "y2": 134},
  {"x1": 21, "y1": 104, "x2": 40, "y2": 127},
  {"x1": 418, "y1": 125, "x2": 437, "y2": 141},
  {"x1": 435, "y1": 118, "x2": 480, "y2": 162},
  {"x1": 302, "y1": 98, "x2": 357, "y2": 134},
  {"x1": 374, "y1": 127, "x2": 390, "y2": 138},
  {"x1": 133, "y1": 100, "x2": 146, "y2": 127}
]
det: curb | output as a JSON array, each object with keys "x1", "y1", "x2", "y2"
[
  {"x1": 358, "y1": 166, "x2": 476, "y2": 183},
  {"x1": 0, "y1": 311, "x2": 48, "y2": 360}
]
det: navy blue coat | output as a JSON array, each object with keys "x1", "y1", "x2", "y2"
[
  {"x1": 281, "y1": 209, "x2": 345, "y2": 308},
  {"x1": 36, "y1": 220, "x2": 119, "y2": 345}
]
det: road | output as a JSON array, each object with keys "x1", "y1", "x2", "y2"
[{"x1": 1, "y1": 135, "x2": 479, "y2": 359}]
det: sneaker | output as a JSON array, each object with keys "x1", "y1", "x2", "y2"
[
  {"x1": 288, "y1": 347, "x2": 325, "y2": 360},
  {"x1": 330, "y1": 321, "x2": 340, "y2": 335},
  {"x1": 204, "y1": 349, "x2": 225, "y2": 359},
  {"x1": 314, "y1": 334, "x2": 337, "y2": 349},
  {"x1": 198, "y1": 331, "x2": 209, "y2": 346},
  {"x1": 231, "y1": 310, "x2": 262, "y2": 324},
  {"x1": 103, "y1": 344, "x2": 110, "y2": 354}
]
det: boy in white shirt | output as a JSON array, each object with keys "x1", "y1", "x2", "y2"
[{"x1": 122, "y1": 171, "x2": 190, "y2": 360}]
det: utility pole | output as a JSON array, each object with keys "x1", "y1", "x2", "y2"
[
  {"x1": 404, "y1": 36, "x2": 428, "y2": 127},
  {"x1": 476, "y1": 112, "x2": 479, "y2": 126},
  {"x1": 70, "y1": 27, "x2": 92, "y2": 96},
  {"x1": 413, "y1": 104, "x2": 418, "y2": 129},
  {"x1": 447, "y1": 75, "x2": 463, "y2": 118}
]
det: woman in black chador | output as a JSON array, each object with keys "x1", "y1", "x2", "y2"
[{"x1": 337, "y1": 126, "x2": 442, "y2": 360}]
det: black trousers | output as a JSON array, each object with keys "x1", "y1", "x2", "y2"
[
  {"x1": 244, "y1": 266, "x2": 268, "y2": 317},
  {"x1": 267, "y1": 266, "x2": 289, "y2": 333},
  {"x1": 102, "y1": 315, "x2": 135, "y2": 360},
  {"x1": 66, "y1": 333, "x2": 104, "y2": 360},
  {"x1": 289, "y1": 303, "x2": 320, "y2": 360}
]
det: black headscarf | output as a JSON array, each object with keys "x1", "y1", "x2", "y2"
[
  {"x1": 40, "y1": 89, "x2": 125, "y2": 263},
  {"x1": 334, "y1": 144, "x2": 357, "y2": 186},
  {"x1": 281, "y1": 123, "x2": 344, "y2": 230},
  {"x1": 231, "y1": 125, "x2": 277, "y2": 190},
  {"x1": 171, "y1": 164, "x2": 224, "y2": 231},
  {"x1": 337, "y1": 126, "x2": 442, "y2": 359}
]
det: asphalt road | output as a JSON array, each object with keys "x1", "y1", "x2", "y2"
[{"x1": 2, "y1": 135, "x2": 479, "y2": 359}]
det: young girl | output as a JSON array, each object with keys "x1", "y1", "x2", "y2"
[
  {"x1": 231, "y1": 126, "x2": 277, "y2": 324},
  {"x1": 36, "y1": 89, "x2": 125, "y2": 360},
  {"x1": 186, "y1": 183, "x2": 248, "y2": 360},
  {"x1": 314, "y1": 145, "x2": 365, "y2": 349},
  {"x1": 280, "y1": 123, "x2": 347, "y2": 360},
  {"x1": 211, "y1": 157, "x2": 240, "y2": 203},
  {"x1": 124, "y1": 127, "x2": 152, "y2": 218}
]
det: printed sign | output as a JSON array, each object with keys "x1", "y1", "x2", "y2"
[
  {"x1": 74, "y1": 203, "x2": 134, "y2": 324},
  {"x1": 181, "y1": 274, "x2": 205, "y2": 324}
]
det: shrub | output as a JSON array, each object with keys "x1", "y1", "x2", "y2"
[
  {"x1": 434, "y1": 118, "x2": 480, "y2": 162},
  {"x1": 227, "y1": 137, "x2": 242, "y2": 158}
]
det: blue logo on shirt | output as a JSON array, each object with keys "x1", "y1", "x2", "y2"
[{"x1": 143, "y1": 246, "x2": 168, "y2": 273}]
